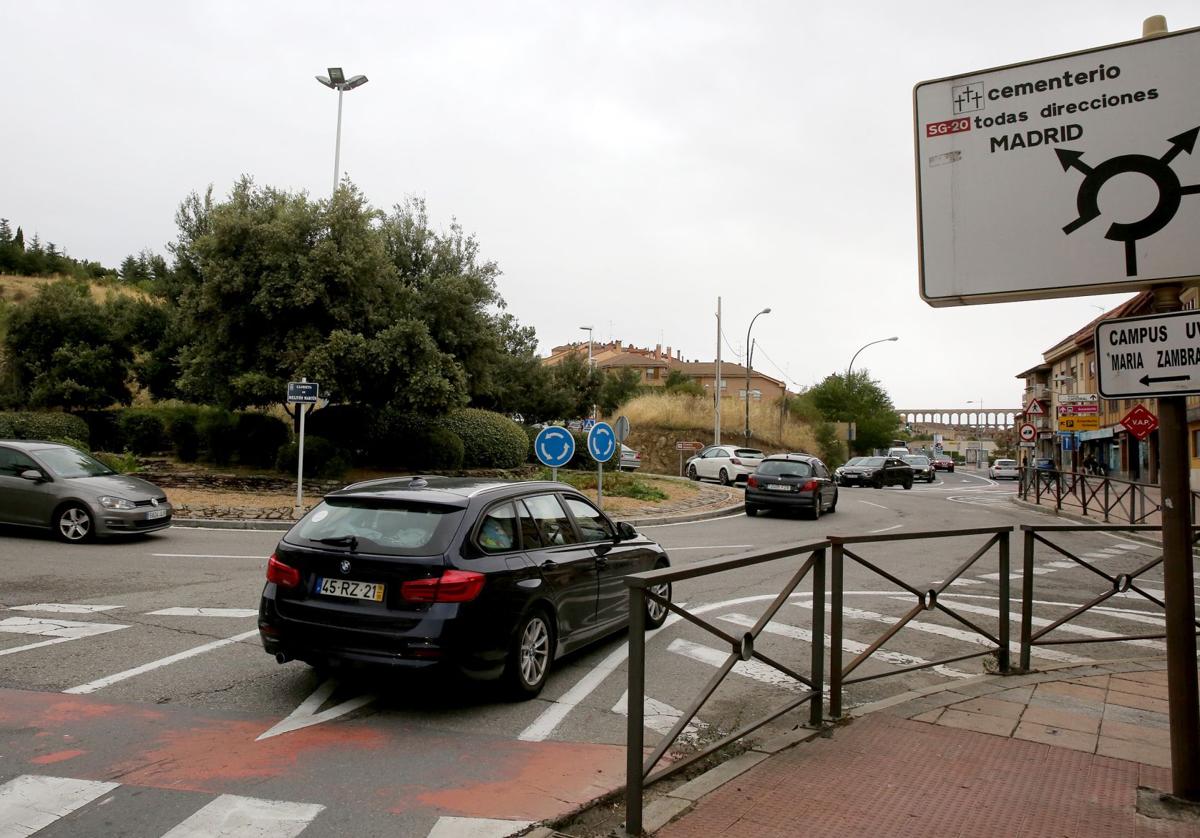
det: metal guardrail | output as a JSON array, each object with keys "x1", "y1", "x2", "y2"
[
  {"x1": 1017, "y1": 524, "x2": 1200, "y2": 670},
  {"x1": 624, "y1": 541, "x2": 828, "y2": 836},
  {"x1": 1018, "y1": 467, "x2": 1200, "y2": 523},
  {"x1": 829, "y1": 527, "x2": 1013, "y2": 716}
]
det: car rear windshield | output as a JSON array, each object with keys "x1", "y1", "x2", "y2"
[
  {"x1": 859, "y1": 457, "x2": 887, "y2": 467},
  {"x1": 33, "y1": 447, "x2": 116, "y2": 478},
  {"x1": 286, "y1": 498, "x2": 465, "y2": 556},
  {"x1": 757, "y1": 460, "x2": 813, "y2": 477},
  {"x1": 734, "y1": 449, "x2": 764, "y2": 458},
  {"x1": 903, "y1": 456, "x2": 930, "y2": 465},
  {"x1": 996, "y1": 460, "x2": 1017, "y2": 466}
]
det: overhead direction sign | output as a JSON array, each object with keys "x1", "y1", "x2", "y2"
[
  {"x1": 915, "y1": 27, "x2": 1200, "y2": 306},
  {"x1": 1096, "y1": 310, "x2": 1200, "y2": 397},
  {"x1": 534, "y1": 426, "x2": 575, "y2": 469},
  {"x1": 587, "y1": 422, "x2": 617, "y2": 463},
  {"x1": 1059, "y1": 393, "x2": 1099, "y2": 403}
]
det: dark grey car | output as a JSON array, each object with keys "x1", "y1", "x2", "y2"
[
  {"x1": 744, "y1": 454, "x2": 839, "y2": 519},
  {"x1": 0, "y1": 440, "x2": 173, "y2": 542}
]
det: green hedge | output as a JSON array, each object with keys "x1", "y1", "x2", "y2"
[
  {"x1": 0, "y1": 411, "x2": 90, "y2": 444},
  {"x1": 275, "y1": 435, "x2": 348, "y2": 478},
  {"x1": 439, "y1": 409, "x2": 529, "y2": 469},
  {"x1": 119, "y1": 412, "x2": 169, "y2": 454}
]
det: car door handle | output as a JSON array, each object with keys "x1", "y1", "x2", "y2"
[
  {"x1": 540, "y1": 560, "x2": 557, "y2": 570},
  {"x1": 596, "y1": 557, "x2": 610, "y2": 569}
]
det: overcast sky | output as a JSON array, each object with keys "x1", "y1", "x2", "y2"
[{"x1": 3, "y1": 1, "x2": 1196, "y2": 411}]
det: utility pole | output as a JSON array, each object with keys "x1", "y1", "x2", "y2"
[{"x1": 714, "y1": 297, "x2": 722, "y2": 445}]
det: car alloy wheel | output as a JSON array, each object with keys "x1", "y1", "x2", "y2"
[
  {"x1": 809, "y1": 495, "x2": 822, "y2": 520},
  {"x1": 827, "y1": 489, "x2": 838, "y2": 513},
  {"x1": 505, "y1": 610, "x2": 553, "y2": 698},
  {"x1": 687, "y1": 464, "x2": 699, "y2": 481},
  {"x1": 56, "y1": 504, "x2": 94, "y2": 543},
  {"x1": 719, "y1": 468, "x2": 731, "y2": 486},
  {"x1": 645, "y1": 579, "x2": 671, "y2": 629}
]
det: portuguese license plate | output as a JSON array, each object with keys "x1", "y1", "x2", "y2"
[
  {"x1": 315, "y1": 577, "x2": 385, "y2": 602},
  {"x1": 766, "y1": 484, "x2": 793, "y2": 492},
  {"x1": 146, "y1": 508, "x2": 169, "y2": 520}
]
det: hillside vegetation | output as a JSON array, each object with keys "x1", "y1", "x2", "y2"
[
  {"x1": 0, "y1": 274, "x2": 153, "y2": 305},
  {"x1": 616, "y1": 392, "x2": 818, "y2": 453}
]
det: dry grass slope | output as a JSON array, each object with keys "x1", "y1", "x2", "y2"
[
  {"x1": 616, "y1": 392, "x2": 817, "y2": 452},
  {"x1": 0, "y1": 274, "x2": 153, "y2": 305}
]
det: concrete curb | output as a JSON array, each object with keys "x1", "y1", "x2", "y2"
[{"x1": 170, "y1": 518, "x2": 294, "y2": 531}]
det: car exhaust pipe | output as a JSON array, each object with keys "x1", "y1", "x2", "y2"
[{"x1": 274, "y1": 652, "x2": 292, "y2": 664}]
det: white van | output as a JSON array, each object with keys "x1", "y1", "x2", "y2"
[{"x1": 886, "y1": 446, "x2": 909, "y2": 457}]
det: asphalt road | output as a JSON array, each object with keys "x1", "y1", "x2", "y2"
[{"x1": 0, "y1": 468, "x2": 1184, "y2": 837}]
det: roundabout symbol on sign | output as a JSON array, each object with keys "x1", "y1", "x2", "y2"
[
  {"x1": 1058, "y1": 126, "x2": 1199, "y2": 277},
  {"x1": 587, "y1": 422, "x2": 617, "y2": 463},
  {"x1": 534, "y1": 426, "x2": 575, "y2": 469}
]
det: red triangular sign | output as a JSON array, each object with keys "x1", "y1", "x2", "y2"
[{"x1": 1025, "y1": 400, "x2": 1045, "y2": 415}]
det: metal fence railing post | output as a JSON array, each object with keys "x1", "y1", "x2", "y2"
[
  {"x1": 1019, "y1": 528, "x2": 1035, "y2": 672},
  {"x1": 809, "y1": 547, "x2": 826, "y2": 728},
  {"x1": 829, "y1": 540, "x2": 844, "y2": 719},
  {"x1": 1056, "y1": 472, "x2": 1063, "y2": 512},
  {"x1": 1104, "y1": 479, "x2": 1111, "y2": 523},
  {"x1": 998, "y1": 529, "x2": 1011, "y2": 674},
  {"x1": 625, "y1": 586, "x2": 646, "y2": 838}
]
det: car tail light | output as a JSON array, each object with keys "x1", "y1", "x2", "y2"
[
  {"x1": 747, "y1": 475, "x2": 758, "y2": 488},
  {"x1": 266, "y1": 554, "x2": 301, "y2": 589},
  {"x1": 401, "y1": 570, "x2": 486, "y2": 603},
  {"x1": 801, "y1": 480, "x2": 819, "y2": 492},
  {"x1": 731, "y1": 458, "x2": 743, "y2": 465}
]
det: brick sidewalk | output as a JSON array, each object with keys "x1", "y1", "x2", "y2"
[{"x1": 652, "y1": 660, "x2": 1199, "y2": 837}]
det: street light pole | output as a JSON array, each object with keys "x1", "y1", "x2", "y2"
[
  {"x1": 315, "y1": 67, "x2": 369, "y2": 197},
  {"x1": 968, "y1": 398, "x2": 985, "y2": 467},
  {"x1": 845, "y1": 336, "x2": 898, "y2": 456},
  {"x1": 744, "y1": 307, "x2": 771, "y2": 443},
  {"x1": 580, "y1": 325, "x2": 595, "y2": 420}
]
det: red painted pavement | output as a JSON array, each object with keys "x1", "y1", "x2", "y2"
[{"x1": 0, "y1": 687, "x2": 623, "y2": 822}]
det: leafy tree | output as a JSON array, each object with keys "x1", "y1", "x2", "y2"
[
  {"x1": 3, "y1": 279, "x2": 135, "y2": 409},
  {"x1": 551, "y1": 354, "x2": 603, "y2": 420},
  {"x1": 598, "y1": 368, "x2": 642, "y2": 414},
  {"x1": 804, "y1": 370, "x2": 900, "y2": 455},
  {"x1": 664, "y1": 369, "x2": 705, "y2": 397}
]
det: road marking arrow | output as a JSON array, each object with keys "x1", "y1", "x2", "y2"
[{"x1": 256, "y1": 678, "x2": 376, "y2": 740}]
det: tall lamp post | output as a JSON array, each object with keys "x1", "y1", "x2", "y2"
[
  {"x1": 315, "y1": 67, "x2": 369, "y2": 196},
  {"x1": 845, "y1": 336, "x2": 898, "y2": 457},
  {"x1": 580, "y1": 326, "x2": 595, "y2": 420},
  {"x1": 744, "y1": 308, "x2": 771, "y2": 443},
  {"x1": 967, "y1": 399, "x2": 985, "y2": 467}
]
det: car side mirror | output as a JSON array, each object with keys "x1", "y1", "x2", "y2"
[
  {"x1": 19, "y1": 469, "x2": 45, "y2": 482},
  {"x1": 616, "y1": 521, "x2": 637, "y2": 541}
]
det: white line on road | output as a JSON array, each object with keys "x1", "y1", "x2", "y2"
[
  {"x1": 868, "y1": 524, "x2": 903, "y2": 534},
  {"x1": 64, "y1": 629, "x2": 260, "y2": 695},
  {"x1": 0, "y1": 617, "x2": 126, "y2": 639},
  {"x1": 152, "y1": 553, "x2": 267, "y2": 559},
  {"x1": 0, "y1": 775, "x2": 119, "y2": 838},
  {"x1": 611, "y1": 690, "x2": 709, "y2": 739},
  {"x1": 718, "y1": 613, "x2": 971, "y2": 679},
  {"x1": 147, "y1": 607, "x2": 259, "y2": 618},
  {"x1": 159, "y1": 794, "x2": 325, "y2": 838},
  {"x1": 639, "y1": 514, "x2": 745, "y2": 529},
  {"x1": 517, "y1": 613, "x2": 683, "y2": 742},
  {"x1": 667, "y1": 638, "x2": 799, "y2": 689},
  {"x1": 667, "y1": 545, "x2": 754, "y2": 552},
  {"x1": 925, "y1": 597, "x2": 1165, "y2": 651},
  {"x1": 426, "y1": 816, "x2": 536, "y2": 838},
  {"x1": 857, "y1": 500, "x2": 889, "y2": 510},
  {"x1": 7, "y1": 604, "x2": 124, "y2": 614},
  {"x1": 256, "y1": 678, "x2": 377, "y2": 740},
  {"x1": 790, "y1": 600, "x2": 1089, "y2": 664},
  {"x1": 1100, "y1": 534, "x2": 1149, "y2": 549}
]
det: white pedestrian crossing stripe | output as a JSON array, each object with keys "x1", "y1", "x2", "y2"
[
  {"x1": 0, "y1": 617, "x2": 128, "y2": 659},
  {"x1": 7, "y1": 603, "x2": 124, "y2": 614},
  {"x1": 611, "y1": 690, "x2": 710, "y2": 740},
  {"x1": 0, "y1": 775, "x2": 324, "y2": 838},
  {"x1": 667, "y1": 638, "x2": 799, "y2": 689},
  {"x1": 147, "y1": 608, "x2": 258, "y2": 618},
  {"x1": 0, "y1": 774, "x2": 118, "y2": 838}
]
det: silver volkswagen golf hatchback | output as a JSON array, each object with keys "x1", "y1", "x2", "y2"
[{"x1": 0, "y1": 440, "x2": 173, "y2": 542}]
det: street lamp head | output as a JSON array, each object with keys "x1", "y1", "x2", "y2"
[
  {"x1": 327, "y1": 67, "x2": 346, "y2": 84},
  {"x1": 315, "y1": 75, "x2": 334, "y2": 88},
  {"x1": 344, "y1": 74, "x2": 369, "y2": 90},
  {"x1": 887, "y1": 336, "x2": 899, "y2": 342},
  {"x1": 579, "y1": 325, "x2": 592, "y2": 331}
]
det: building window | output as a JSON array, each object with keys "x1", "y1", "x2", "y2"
[
  {"x1": 645, "y1": 368, "x2": 657, "y2": 380},
  {"x1": 1194, "y1": 428, "x2": 1200, "y2": 458}
]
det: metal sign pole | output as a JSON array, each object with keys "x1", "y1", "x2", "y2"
[
  {"x1": 1152, "y1": 285, "x2": 1200, "y2": 799},
  {"x1": 294, "y1": 402, "x2": 307, "y2": 518},
  {"x1": 551, "y1": 467, "x2": 557, "y2": 482},
  {"x1": 597, "y1": 462, "x2": 604, "y2": 512}
]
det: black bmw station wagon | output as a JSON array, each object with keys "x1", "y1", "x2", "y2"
[{"x1": 259, "y1": 477, "x2": 671, "y2": 698}]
